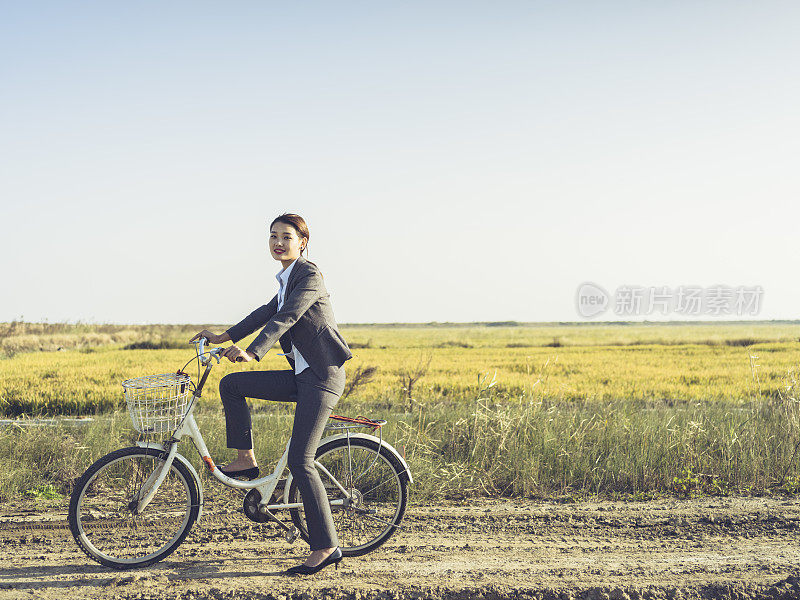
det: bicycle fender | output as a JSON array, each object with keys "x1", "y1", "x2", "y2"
[
  {"x1": 309, "y1": 432, "x2": 415, "y2": 484},
  {"x1": 135, "y1": 442, "x2": 205, "y2": 522}
]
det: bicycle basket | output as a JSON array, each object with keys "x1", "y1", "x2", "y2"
[{"x1": 122, "y1": 372, "x2": 193, "y2": 434}]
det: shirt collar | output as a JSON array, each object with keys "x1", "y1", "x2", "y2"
[{"x1": 276, "y1": 258, "x2": 299, "y2": 287}]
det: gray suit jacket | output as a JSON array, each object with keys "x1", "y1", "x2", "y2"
[{"x1": 225, "y1": 255, "x2": 353, "y2": 379}]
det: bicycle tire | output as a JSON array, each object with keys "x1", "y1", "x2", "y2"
[
  {"x1": 68, "y1": 446, "x2": 200, "y2": 569},
  {"x1": 288, "y1": 436, "x2": 408, "y2": 557}
]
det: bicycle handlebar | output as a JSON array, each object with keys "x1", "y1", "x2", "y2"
[{"x1": 192, "y1": 337, "x2": 244, "y2": 363}]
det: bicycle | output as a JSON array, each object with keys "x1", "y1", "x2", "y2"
[{"x1": 68, "y1": 337, "x2": 412, "y2": 569}]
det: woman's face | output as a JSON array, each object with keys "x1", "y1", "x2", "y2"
[{"x1": 269, "y1": 223, "x2": 306, "y2": 261}]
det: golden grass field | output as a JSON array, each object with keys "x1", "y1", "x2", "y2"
[
  {"x1": 2, "y1": 320, "x2": 800, "y2": 501},
  {"x1": 2, "y1": 321, "x2": 800, "y2": 415}
]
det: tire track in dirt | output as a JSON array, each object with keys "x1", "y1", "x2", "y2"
[{"x1": 1, "y1": 497, "x2": 799, "y2": 600}]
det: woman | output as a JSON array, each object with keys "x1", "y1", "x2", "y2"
[{"x1": 190, "y1": 213, "x2": 353, "y2": 576}]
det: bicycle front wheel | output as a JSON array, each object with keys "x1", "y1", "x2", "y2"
[
  {"x1": 288, "y1": 437, "x2": 408, "y2": 556},
  {"x1": 68, "y1": 446, "x2": 200, "y2": 569}
]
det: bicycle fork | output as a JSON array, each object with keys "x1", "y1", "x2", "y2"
[{"x1": 130, "y1": 442, "x2": 180, "y2": 514}]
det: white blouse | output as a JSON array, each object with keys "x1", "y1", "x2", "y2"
[{"x1": 274, "y1": 258, "x2": 310, "y2": 374}]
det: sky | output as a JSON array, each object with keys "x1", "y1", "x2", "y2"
[{"x1": 1, "y1": 1, "x2": 798, "y2": 325}]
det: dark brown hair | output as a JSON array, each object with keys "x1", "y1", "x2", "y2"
[{"x1": 270, "y1": 213, "x2": 318, "y2": 267}]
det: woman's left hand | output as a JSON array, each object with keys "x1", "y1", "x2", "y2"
[{"x1": 221, "y1": 345, "x2": 256, "y2": 363}]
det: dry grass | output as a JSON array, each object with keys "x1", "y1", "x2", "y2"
[
  {"x1": 3, "y1": 321, "x2": 800, "y2": 502},
  {"x1": 3, "y1": 356, "x2": 800, "y2": 503}
]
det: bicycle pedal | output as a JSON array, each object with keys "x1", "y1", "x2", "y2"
[{"x1": 285, "y1": 526, "x2": 300, "y2": 544}]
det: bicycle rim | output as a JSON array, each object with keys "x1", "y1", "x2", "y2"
[
  {"x1": 69, "y1": 447, "x2": 199, "y2": 569},
  {"x1": 289, "y1": 438, "x2": 408, "y2": 556}
]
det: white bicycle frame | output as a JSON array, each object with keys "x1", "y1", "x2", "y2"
[{"x1": 130, "y1": 338, "x2": 412, "y2": 528}]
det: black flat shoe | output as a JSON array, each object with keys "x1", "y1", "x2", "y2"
[
  {"x1": 285, "y1": 548, "x2": 343, "y2": 576},
  {"x1": 219, "y1": 466, "x2": 260, "y2": 480}
]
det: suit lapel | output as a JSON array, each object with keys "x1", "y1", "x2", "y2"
[
  {"x1": 285, "y1": 255, "x2": 306, "y2": 294},
  {"x1": 279, "y1": 255, "x2": 306, "y2": 362}
]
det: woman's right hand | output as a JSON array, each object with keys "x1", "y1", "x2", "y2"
[{"x1": 189, "y1": 330, "x2": 230, "y2": 345}]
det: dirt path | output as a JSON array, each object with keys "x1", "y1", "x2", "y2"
[{"x1": 1, "y1": 496, "x2": 799, "y2": 600}]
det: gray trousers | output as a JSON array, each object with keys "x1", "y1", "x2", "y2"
[{"x1": 219, "y1": 365, "x2": 346, "y2": 551}]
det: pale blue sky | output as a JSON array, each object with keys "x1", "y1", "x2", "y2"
[{"x1": 1, "y1": 2, "x2": 798, "y2": 324}]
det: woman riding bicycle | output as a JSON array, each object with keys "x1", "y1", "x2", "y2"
[{"x1": 191, "y1": 212, "x2": 352, "y2": 575}]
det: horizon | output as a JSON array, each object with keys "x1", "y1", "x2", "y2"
[{"x1": 4, "y1": 318, "x2": 800, "y2": 327}]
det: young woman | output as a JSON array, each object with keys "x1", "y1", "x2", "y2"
[{"x1": 190, "y1": 213, "x2": 353, "y2": 575}]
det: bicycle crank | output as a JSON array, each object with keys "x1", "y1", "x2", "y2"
[
  {"x1": 243, "y1": 489, "x2": 277, "y2": 524},
  {"x1": 243, "y1": 489, "x2": 299, "y2": 542}
]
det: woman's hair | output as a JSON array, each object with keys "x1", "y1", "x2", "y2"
[{"x1": 270, "y1": 213, "x2": 318, "y2": 267}]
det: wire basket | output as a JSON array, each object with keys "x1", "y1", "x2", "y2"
[{"x1": 122, "y1": 372, "x2": 193, "y2": 434}]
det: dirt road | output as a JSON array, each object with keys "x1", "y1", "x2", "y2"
[{"x1": 1, "y1": 496, "x2": 799, "y2": 600}]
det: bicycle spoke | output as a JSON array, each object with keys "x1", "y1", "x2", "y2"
[
  {"x1": 360, "y1": 474, "x2": 400, "y2": 499},
  {"x1": 288, "y1": 438, "x2": 407, "y2": 556},
  {"x1": 356, "y1": 511, "x2": 401, "y2": 529},
  {"x1": 70, "y1": 449, "x2": 198, "y2": 568}
]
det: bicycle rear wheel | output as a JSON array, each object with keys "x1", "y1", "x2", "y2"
[
  {"x1": 68, "y1": 446, "x2": 199, "y2": 569},
  {"x1": 288, "y1": 437, "x2": 408, "y2": 556}
]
